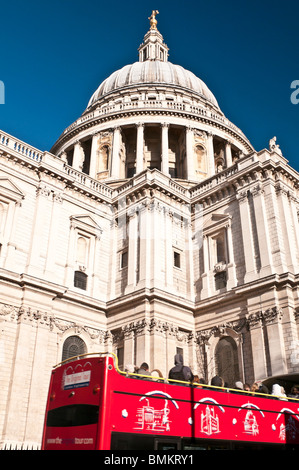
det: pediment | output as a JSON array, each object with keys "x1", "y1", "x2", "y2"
[
  {"x1": 70, "y1": 214, "x2": 103, "y2": 234},
  {"x1": 0, "y1": 177, "x2": 25, "y2": 201},
  {"x1": 203, "y1": 212, "x2": 231, "y2": 233}
]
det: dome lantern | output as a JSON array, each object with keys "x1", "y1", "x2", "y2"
[{"x1": 138, "y1": 10, "x2": 169, "y2": 62}]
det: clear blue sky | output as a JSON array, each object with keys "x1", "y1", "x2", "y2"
[{"x1": 1, "y1": 0, "x2": 298, "y2": 171}]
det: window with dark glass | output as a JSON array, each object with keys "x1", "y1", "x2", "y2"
[
  {"x1": 47, "y1": 404, "x2": 99, "y2": 427},
  {"x1": 214, "y1": 271, "x2": 227, "y2": 290},
  {"x1": 74, "y1": 270, "x2": 87, "y2": 290},
  {"x1": 62, "y1": 335, "x2": 87, "y2": 362},
  {"x1": 121, "y1": 250, "x2": 128, "y2": 268},
  {"x1": 174, "y1": 251, "x2": 181, "y2": 268}
]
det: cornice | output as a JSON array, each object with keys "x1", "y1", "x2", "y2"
[{"x1": 51, "y1": 106, "x2": 253, "y2": 155}]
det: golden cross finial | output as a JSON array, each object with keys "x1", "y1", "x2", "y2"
[{"x1": 149, "y1": 10, "x2": 159, "y2": 30}]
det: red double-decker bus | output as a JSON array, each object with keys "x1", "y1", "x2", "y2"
[{"x1": 41, "y1": 353, "x2": 299, "y2": 450}]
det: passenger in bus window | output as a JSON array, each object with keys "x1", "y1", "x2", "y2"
[
  {"x1": 168, "y1": 354, "x2": 194, "y2": 384},
  {"x1": 288, "y1": 386, "x2": 299, "y2": 400},
  {"x1": 250, "y1": 382, "x2": 259, "y2": 394},
  {"x1": 150, "y1": 369, "x2": 163, "y2": 382},
  {"x1": 271, "y1": 383, "x2": 287, "y2": 400},
  {"x1": 210, "y1": 375, "x2": 225, "y2": 391},
  {"x1": 125, "y1": 364, "x2": 136, "y2": 376},
  {"x1": 136, "y1": 362, "x2": 150, "y2": 378},
  {"x1": 234, "y1": 381, "x2": 244, "y2": 392},
  {"x1": 257, "y1": 384, "x2": 269, "y2": 395}
]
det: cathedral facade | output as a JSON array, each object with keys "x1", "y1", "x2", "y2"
[{"x1": 0, "y1": 12, "x2": 298, "y2": 449}]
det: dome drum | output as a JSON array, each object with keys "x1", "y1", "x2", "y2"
[{"x1": 59, "y1": 121, "x2": 245, "y2": 186}]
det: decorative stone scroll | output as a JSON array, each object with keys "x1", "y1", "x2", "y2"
[
  {"x1": 196, "y1": 318, "x2": 247, "y2": 345},
  {"x1": 121, "y1": 318, "x2": 193, "y2": 342},
  {"x1": 247, "y1": 306, "x2": 283, "y2": 329}
]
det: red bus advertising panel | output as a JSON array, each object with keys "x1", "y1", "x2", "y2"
[{"x1": 42, "y1": 353, "x2": 299, "y2": 450}]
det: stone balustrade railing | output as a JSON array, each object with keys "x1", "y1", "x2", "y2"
[
  {"x1": 59, "y1": 98, "x2": 248, "y2": 144},
  {"x1": 0, "y1": 131, "x2": 42, "y2": 162}
]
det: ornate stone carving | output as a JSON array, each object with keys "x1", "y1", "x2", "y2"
[
  {"x1": 247, "y1": 307, "x2": 283, "y2": 329},
  {"x1": 18, "y1": 306, "x2": 54, "y2": 327},
  {"x1": 196, "y1": 318, "x2": 247, "y2": 345}
]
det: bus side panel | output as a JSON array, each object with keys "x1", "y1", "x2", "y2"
[{"x1": 106, "y1": 375, "x2": 299, "y2": 447}]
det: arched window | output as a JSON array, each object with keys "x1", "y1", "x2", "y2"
[
  {"x1": 215, "y1": 336, "x2": 239, "y2": 387},
  {"x1": 62, "y1": 335, "x2": 87, "y2": 362}
]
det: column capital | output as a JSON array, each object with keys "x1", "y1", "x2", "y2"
[
  {"x1": 236, "y1": 190, "x2": 248, "y2": 202},
  {"x1": 186, "y1": 125, "x2": 195, "y2": 133}
]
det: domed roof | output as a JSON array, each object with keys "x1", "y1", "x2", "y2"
[
  {"x1": 87, "y1": 60, "x2": 219, "y2": 109},
  {"x1": 86, "y1": 12, "x2": 219, "y2": 111}
]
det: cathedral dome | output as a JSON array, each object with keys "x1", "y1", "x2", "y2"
[
  {"x1": 51, "y1": 11, "x2": 254, "y2": 184},
  {"x1": 87, "y1": 60, "x2": 219, "y2": 110}
]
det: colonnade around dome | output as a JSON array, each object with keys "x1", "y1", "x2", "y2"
[{"x1": 59, "y1": 123, "x2": 244, "y2": 187}]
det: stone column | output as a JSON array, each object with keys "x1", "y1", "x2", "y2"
[
  {"x1": 44, "y1": 191, "x2": 63, "y2": 280},
  {"x1": 64, "y1": 217, "x2": 77, "y2": 287},
  {"x1": 111, "y1": 127, "x2": 121, "y2": 179},
  {"x1": 123, "y1": 326, "x2": 135, "y2": 368},
  {"x1": 226, "y1": 223, "x2": 237, "y2": 289},
  {"x1": 135, "y1": 320, "x2": 151, "y2": 370},
  {"x1": 126, "y1": 209, "x2": 138, "y2": 292},
  {"x1": 250, "y1": 184, "x2": 273, "y2": 277},
  {"x1": 265, "y1": 308, "x2": 287, "y2": 376},
  {"x1": 201, "y1": 234, "x2": 210, "y2": 298},
  {"x1": 276, "y1": 184, "x2": 298, "y2": 273},
  {"x1": 26, "y1": 185, "x2": 53, "y2": 277},
  {"x1": 89, "y1": 234, "x2": 101, "y2": 297},
  {"x1": 138, "y1": 204, "x2": 151, "y2": 289},
  {"x1": 247, "y1": 313, "x2": 268, "y2": 380},
  {"x1": 237, "y1": 190, "x2": 256, "y2": 283},
  {"x1": 289, "y1": 193, "x2": 299, "y2": 267},
  {"x1": 225, "y1": 140, "x2": 232, "y2": 167},
  {"x1": 89, "y1": 133, "x2": 99, "y2": 179},
  {"x1": 2, "y1": 308, "x2": 52, "y2": 448},
  {"x1": 161, "y1": 123, "x2": 170, "y2": 176},
  {"x1": 2, "y1": 200, "x2": 21, "y2": 270},
  {"x1": 206, "y1": 132, "x2": 215, "y2": 176},
  {"x1": 263, "y1": 181, "x2": 287, "y2": 273},
  {"x1": 166, "y1": 326, "x2": 179, "y2": 376},
  {"x1": 186, "y1": 126, "x2": 195, "y2": 180},
  {"x1": 165, "y1": 209, "x2": 173, "y2": 288},
  {"x1": 136, "y1": 123, "x2": 144, "y2": 174},
  {"x1": 73, "y1": 141, "x2": 85, "y2": 171}
]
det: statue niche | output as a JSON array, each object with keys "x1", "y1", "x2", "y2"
[
  {"x1": 193, "y1": 130, "x2": 207, "y2": 181},
  {"x1": 96, "y1": 131, "x2": 112, "y2": 181},
  {"x1": 195, "y1": 144, "x2": 207, "y2": 173}
]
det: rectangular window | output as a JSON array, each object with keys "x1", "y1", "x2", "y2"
[
  {"x1": 174, "y1": 251, "x2": 181, "y2": 268},
  {"x1": 117, "y1": 347, "x2": 124, "y2": 370},
  {"x1": 214, "y1": 271, "x2": 227, "y2": 290},
  {"x1": 74, "y1": 271, "x2": 88, "y2": 290},
  {"x1": 121, "y1": 250, "x2": 128, "y2": 268},
  {"x1": 47, "y1": 404, "x2": 99, "y2": 427}
]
